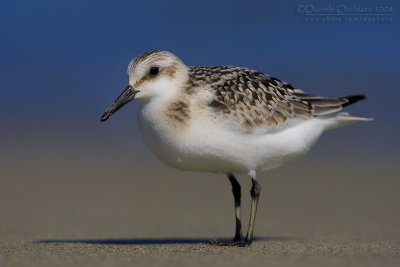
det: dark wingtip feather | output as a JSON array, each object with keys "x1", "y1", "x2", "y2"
[{"x1": 341, "y1": 95, "x2": 367, "y2": 107}]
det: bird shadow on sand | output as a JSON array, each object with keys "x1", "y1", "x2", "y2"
[{"x1": 35, "y1": 236, "x2": 292, "y2": 245}]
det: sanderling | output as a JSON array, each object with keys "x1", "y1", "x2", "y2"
[{"x1": 100, "y1": 50, "x2": 371, "y2": 246}]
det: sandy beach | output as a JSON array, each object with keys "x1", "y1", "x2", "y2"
[
  {"x1": 1, "y1": 138, "x2": 399, "y2": 266},
  {"x1": 1, "y1": 0, "x2": 399, "y2": 266}
]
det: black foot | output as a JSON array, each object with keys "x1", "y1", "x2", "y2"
[{"x1": 208, "y1": 239, "x2": 252, "y2": 247}]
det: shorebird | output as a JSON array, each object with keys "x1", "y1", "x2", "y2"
[{"x1": 100, "y1": 50, "x2": 371, "y2": 246}]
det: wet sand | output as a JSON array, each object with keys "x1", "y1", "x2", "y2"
[{"x1": 0, "y1": 138, "x2": 399, "y2": 266}]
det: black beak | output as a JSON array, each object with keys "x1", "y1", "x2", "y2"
[{"x1": 100, "y1": 85, "x2": 139, "y2": 122}]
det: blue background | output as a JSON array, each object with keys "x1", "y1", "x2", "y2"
[{"x1": 1, "y1": 0, "x2": 399, "y2": 167}]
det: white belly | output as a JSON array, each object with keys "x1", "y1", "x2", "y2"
[{"x1": 137, "y1": 101, "x2": 327, "y2": 174}]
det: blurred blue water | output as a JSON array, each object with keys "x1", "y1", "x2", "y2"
[{"x1": 0, "y1": 0, "x2": 399, "y2": 163}]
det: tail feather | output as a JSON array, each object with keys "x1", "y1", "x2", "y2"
[
  {"x1": 295, "y1": 93, "x2": 368, "y2": 116},
  {"x1": 335, "y1": 112, "x2": 373, "y2": 121},
  {"x1": 341, "y1": 95, "x2": 367, "y2": 107},
  {"x1": 310, "y1": 94, "x2": 371, "y2": 130},
  {"x1": 294, "y1": 92, "x2": 371, "y2": 124},
  {"x1": 324, "y1": 112, "x2": 373, "y2": 131}
]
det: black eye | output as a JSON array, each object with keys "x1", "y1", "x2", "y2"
[{"x1": 149, "y1": 66, "x2": 159, "y2": 76}]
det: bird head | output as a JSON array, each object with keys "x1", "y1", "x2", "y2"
[{"x1": 101, "y1": 50, "x2": 187, "y2": 122}]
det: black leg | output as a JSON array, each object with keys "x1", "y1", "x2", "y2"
[
  {"x1": 209, "y1": 171, "x2": 260, "y2": 247},
  {"x1": 209, "y1": 174, "x2": 243, "y2": 246},
  {"x1": 228, "y1": 174, "x2": 243, "y2": 242},
  {"x1": 244, "y1": 171, "x2": 261, "y2": 246}
]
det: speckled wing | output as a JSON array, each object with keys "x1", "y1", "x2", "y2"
[{"x1": 188, "y1": 66, "x2": 351, "y2": 132}]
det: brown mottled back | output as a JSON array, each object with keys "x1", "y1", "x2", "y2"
[{"x1": 187, "y1": 65, "x2": 352, "y2": 132}]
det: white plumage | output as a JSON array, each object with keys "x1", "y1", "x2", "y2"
[{"x1": 101, "y1": 50, "x2": 371, "y2": 246}]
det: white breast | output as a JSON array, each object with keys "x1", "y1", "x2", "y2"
[{"x1": 137, "y1": 97, "x2": 329, "y2": 174}]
